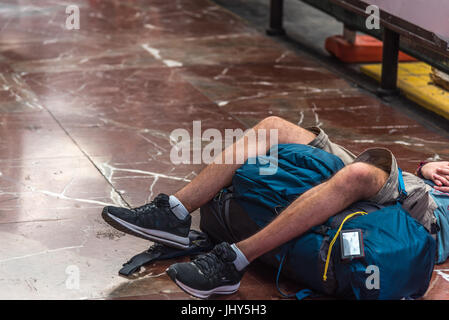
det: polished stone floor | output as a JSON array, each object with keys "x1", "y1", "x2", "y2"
[{"x1": 0, "y1": 0, "x2": 448, "y2": 300}]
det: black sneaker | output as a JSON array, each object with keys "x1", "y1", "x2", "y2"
[
  {"x1": 166, "y1": 242, "x2": 244, "y2": 299},
  {"x1": 102, "y1": 193, "x2": 191, "y2": 249}
]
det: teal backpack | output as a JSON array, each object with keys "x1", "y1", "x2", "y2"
[{"x1": 200, "y1": 144, "x2": 436, "y2": 299}]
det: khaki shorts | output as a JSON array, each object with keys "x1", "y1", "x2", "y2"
[{"x1": 306, "y1": 126, "x2": 438, "y2": 235}]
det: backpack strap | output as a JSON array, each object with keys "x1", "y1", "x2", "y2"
[
  {"x1": 222, "y1": 189, "x2": 239, "y2": 243},
  {"x1": 397, "y1": 167, "x2": 408, "y2": 204},
  {"x1": 296, "y1": 289, "x2": 314, "y2": 300},
  {"x1": 119, "y1": 230, "x2": 214, "y2": 276},
  {"x1": 275, "y1": 249, "x2": 296, "y2": 299},
  {"x1": 119, "y1": 244, "x2": 166, "y2": 276}
]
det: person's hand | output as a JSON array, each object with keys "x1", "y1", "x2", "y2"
[{"x1": 421, "y1": 161, "x2": 449, "y2": 192}]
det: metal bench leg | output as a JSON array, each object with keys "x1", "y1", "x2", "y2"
[
  {"x1": 378, "y1": 28, "x2": 400, "y2": 96},
  {"x1": 266, "y1": 0, "x2": 286, "y2": 36}
]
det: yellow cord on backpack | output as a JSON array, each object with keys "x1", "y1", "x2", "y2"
[{"x1": 322, "y1": 211, "x2": 368, "y2": 282}]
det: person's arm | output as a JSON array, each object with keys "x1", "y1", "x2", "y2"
[{"x1": 418, "y1": 161, "x2": 449, "y2": 192}]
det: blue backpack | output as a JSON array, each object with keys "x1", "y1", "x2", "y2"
[{"x1": 201, "y1": 144, "x2": 436, "y2": 299}]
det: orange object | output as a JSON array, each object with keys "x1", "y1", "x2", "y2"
[{"x1": 325, "y1": 35, "x2": 417, "y2": 63}]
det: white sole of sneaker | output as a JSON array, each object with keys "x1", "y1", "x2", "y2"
[
  {"x1": 175, "y1": 278, "x2": 240, "y2": 299},
  {"x1": 106, "y1": 212, "x2": 190, "y2": 249}
]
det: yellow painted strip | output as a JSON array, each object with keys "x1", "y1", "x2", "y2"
[{"x1": 360, "y1": 62, "x2": 449, "y2": 120}]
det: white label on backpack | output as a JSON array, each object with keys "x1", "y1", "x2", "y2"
[
  {"x1": 342, "y1": 231, "x2": 361, "y2": 255},
  {"x1": 340, "y1": 229, "x2": 364, "y2": 259}
]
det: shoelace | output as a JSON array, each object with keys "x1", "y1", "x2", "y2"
[
  {"x1": 132, "y1": 195, "x2": 168, "y2": 214},
  {"x1": 132, "y1": 202, "x2": 156, "y2": 214},
  {"x1": 193, "y1": 245, "x2": 229, "y2": 277}
]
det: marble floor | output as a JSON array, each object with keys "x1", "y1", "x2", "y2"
[{"x1": 0, "y1": 0, "x2": 448, "y2": 300}]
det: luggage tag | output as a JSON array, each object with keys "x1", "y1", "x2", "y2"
[{"x1": 340, "y1": 229, "x2": 365, "y2": 260}]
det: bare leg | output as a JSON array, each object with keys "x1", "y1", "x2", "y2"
[
  {"x1": 175, "y1": 116, "x2": 316, "y2": 212},
  {"x1": 237, "y1": 162, "x2": 389, "y2": 262}
]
